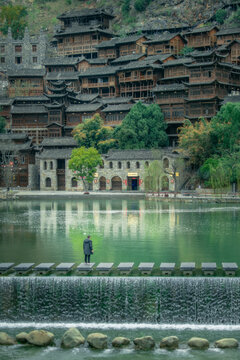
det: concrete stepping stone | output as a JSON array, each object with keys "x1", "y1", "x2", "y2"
[
  {"x1": 76, "y1": 263, "x2": 95, "y2": 275},
  {"x1": 55, "y1": 263, "x2": 75, "y2": 274},
  {"x1": 180, "y1": 262, "x2": 195, "y2": 276},
  {"x1": 34, "y1": 263, "x2": 55, "y2": 275},
  {"x1": 96, "y1": 262, "x2": 114, "y2": 275},
  {"x1": 14, "y1": 263, "x2": 35, "y2": 275},
  {"x1": 201, "y1": 262, "x2": 216, "y2": 276},
  {"x1": 222, "y1": 262, "x2": 238, "y2": 276},
  {"x1": 117, "y1": 262, "x2": 134, "y2": 275},
  {"x1": 160, "y1": 262, "x2": 175, "y2": 276},
  {"x1": 0, "y1": 262, "x2": 14, "y2": 275},
  {"x1": 138, "y1": 262, "x2": 154, "y2": 275}
]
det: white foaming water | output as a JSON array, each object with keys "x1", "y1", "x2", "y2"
[{"x1": 1, "y1": 322, "x2": 240, "y2": 331}]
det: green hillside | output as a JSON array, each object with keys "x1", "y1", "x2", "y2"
[{"x1": 4, "y1": 0, "x2": 240, "y2": 37}]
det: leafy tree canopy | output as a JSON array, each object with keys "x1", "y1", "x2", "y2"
[
  {"x1": 114, "y1": 102, "x2": 168, "y2": 149},
  {"x1": 0, "y1": 116, "x2": 6, "y2": 133},
  {"x1": 215, "y1": 9, "x2": 227, "y2": 25},
  {"x1": 68, "y1": 146, "x2": 102, "y2": 191},
  {"x1": 180, "y1": 46, "x2": 194, "y2": 56},
  {"x1": 0, "y1": 4, "x2": 28, "y2": 39},
  {"x1": 72, "y1": 114, "x2": 117, "y2": 153}
]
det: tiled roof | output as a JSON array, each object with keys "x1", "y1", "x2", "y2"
[
  {"x1": 115, "y1": 34, "x2": 147, "y2": 45},
  {"x1": 118, "y1": 59, "x2": 162, "y2": 71},
  {"x1": 0, "y1": 140, "x2": 33, "y2": 152},
  {"x1": 222, "y1": 94, "x2": 240, "y2": 104},
  {"x1": 88, "y1": 58, "x2": 109, "y2": 65},
  {"x1": 153, "y1": 83, "x2": 186, "y2": 92},
  {"x1": 57, "y1": 9, "x2": 114, "y2": 20},
  {"x1": 145, "y1": 54, "x2": 175, "y2": 62},
  {"x1": 13, "y1": 96, "x2": 49, "y2": 103},
  {"x1": 0, "y1": 133, "x2": 28, "y2": 140},
  {"x1": 37, "y1": 148, "x2": 73, "y2": 159},
  {"x1": 44, "y1": 57, "x2": 82, "y2": 66},
  {"x1": 46, "y1": 72, "x2": 79, "y2": 81},
  {"x1": 41, "y1": 137, "x2": 77, "y2": 147},
  {"x1": 185, "y1": 25, "x2": 218, "y2": 35},
  {"x1": 185, "y1": 61, "x2": 216, "y2": 67},
  {"x1": 76, "y1": 93, "x2": 100, "y2": 102},
  {"x1": 102, "y1": 103, "x2": 134, "y2": 112},
  {"x1": 0, "y1": 99, "x2": 13, "y2": 106},
  {"x1": 66, "y1": 103, "x2": 102, "y2": 112},
  {"x1": 78, "y1": 66, "x2": 118, "y2": 77},
  {"x1": 95, "y1": 38, "x2": 119, "y2": 49},
  {"x1": 7, "y1": 68, "x2": 45, "y2": 77},
  {"x1": 163, "y1": 58, "x2": 193, "y2": 67},
  {"x1": 105, "y1": 149, "x2": 164, "y2": 160},
  {"x1": 11, "y1": 105, "x2": 47, "y2": 114},
  {"x1": 102, "y1": 97, "x2": 133, "y2": 104},
  {"x1": 144, "y1": 33, "x2": 185, "y2": 44},
  {"x1": 217, "y1": 28, "x2": 240, "y2": 36},
  {"x1": 111, "y1": 54, "x2": 145, "y2": 64},
  {"x1": 191, "y1": 50, "x2": 215, "y2": 57},
  {"x1": 55, "y1": 25, "x2": 113, "y2": 37}
]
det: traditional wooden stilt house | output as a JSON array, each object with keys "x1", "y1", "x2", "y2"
[
  {"x1": 184, "y1": 25, "x2": 219, "y2": 50},
  {"x1": 161, "y1": 58, "x2": 193, "y2": 84},
  {"x1": 144, "y1": 33, "x2": 186, "y2": 56},
  {"x1": 8, "y1": 68, "x2": 45, "y2": 98},
  {"x1": 216, "y1": 28, "x2": 240, "y2": 46},
  {"x1": 101, "y1": 97, "x2": 135, "y2": 126}
]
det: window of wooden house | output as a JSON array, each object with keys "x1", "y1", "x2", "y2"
[
  {"x1": 32, "y1": 45, "x2": 37, "y2": 52},
  {"x1": 15, "y1": 45, "x2": 22, "y2": 52},
  {"x1": 0, "y1": 45, "x2": 5, "y2": 53},
  {"x1": 49, "y1": 110, "x2": 61, "y2": 123},
  {"x1": 82, "y1": 114, "x2": 91, "y2": 121},
  {"x1": 190, "y1": 88, "x2": 201, "y2": 95},
  {"x1": 92, "y1": 35, "x2": 98, "y2": 40},
  {"x1": 15, "y1": 57, "x2": 22, "y2": 64},
  {"x1": 125, "y1": 72, "x2": 131, "y2": 78},
  {"x1": 147, "y1": 70, "x2": 152, "y2": 76}
]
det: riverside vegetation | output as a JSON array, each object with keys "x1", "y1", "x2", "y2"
[{"x1": 0, "y1": 328, "x2": 239, "y2": 351}]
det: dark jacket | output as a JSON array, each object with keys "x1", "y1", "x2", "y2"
[{"x1": 83, "y1": 238, "x2": 92, "y2": 255}]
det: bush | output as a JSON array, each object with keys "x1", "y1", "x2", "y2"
[
  {"x1": 215, "y1": 9, "x2": 227, "y2": 24},
  {"x1": 134, "y1": 0, "x2": 152, "y2": 12},
  {"x1": 122, "y1": 0, "x2": 131, "y2": 17}
]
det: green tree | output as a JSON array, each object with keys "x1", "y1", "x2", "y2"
[
  {"x1": 134, "y1": 0, "x2": 152, "y2": 12},
  {"x1": 0, "y1": 115, "x2": 6, "y2": 133},
  {"x1": 69, "y1": 147, "x2": 102, "y2": 192},
  {"x1": 144, "y1": 159, "x2": 164, "y2": 194},
  {"x1": 122, "y1": 0, "x2": 131, "y2": 17},
  {"x1": 115, "y1": 102, "x2": 168, "y2": 149},
  {"x1": 0, "y1": 4, "x2": 28, "y2": 39},
  {"x1": 180, "y1": 46, "x2": 194, "y2": 56},
  {"x1": 215, "y1": 9, "x2": 227, "y2": 25},
  {"x1": 72, "y1": 114, "x2": 117, "y2": 153}
]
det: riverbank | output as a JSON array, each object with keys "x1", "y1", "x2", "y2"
[{"x1": 1, "y1": 189, "x2": 240, "y2": 202}]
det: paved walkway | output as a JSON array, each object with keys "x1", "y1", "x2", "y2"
[{"x1": 15, "y1": 190, "x2": 145, "y2": 197}]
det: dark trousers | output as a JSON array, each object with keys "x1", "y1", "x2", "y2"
[{"x1": 85, "y1": 254, "x2": 90, "y2": 263}]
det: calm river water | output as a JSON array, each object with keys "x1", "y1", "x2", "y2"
[{"x1": 0, "y1": 198, "x2": 240, "y2": 265}]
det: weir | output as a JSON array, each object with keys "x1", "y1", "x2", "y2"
[{"x1": 1, "y1": 277, "x2": 240, "y2": 325}]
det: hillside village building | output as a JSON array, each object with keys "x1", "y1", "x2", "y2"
[{"x1": 1, "y1": 8, "x2": 240, "y2": 189}]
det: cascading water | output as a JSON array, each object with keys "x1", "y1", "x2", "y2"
[{"x1": 1, "y1": 277, "x2": 240, "y2": 325}]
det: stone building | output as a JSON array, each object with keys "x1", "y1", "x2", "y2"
[
  {"x1": 38, "y1": 148, "x2": 181, "y2": 192},
  {"x1": 0, "y1": 28, "x2": 47, "y2": 70}
]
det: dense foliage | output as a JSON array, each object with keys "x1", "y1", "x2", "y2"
[
  {"x1": 69, "y1": 146, "x2": 102, "y2": 191},
  {"x1": 215, "y1": 9, "x2": 227, "y2": 24},
  {"x1": 134, "y1": 0, "x2": 152, "y2": 12},
  {"x1": 0, "y1": 116, "x2": 6, "y2": 133},
  {"x1": 114, "y1": 102, "x2": 168, "y2": 149},
  {"x1": 0, "y1": 4, "x2": 28, "y2": 39},
  {"x1": 179, "y1": 103, "x2": 240, "y2": 188},
  {"x1": 72, "y1": 114, "x2": 117, "y2": 154}
]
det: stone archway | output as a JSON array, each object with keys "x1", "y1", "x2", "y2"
[
  {"x1": 99, "y1": 176, "x2": 106, "y2": 191},
  {"x1": 161, "y1": 176, "x2": 169, "y2": 191},
  {"x1": 111, "y1": 176, "x2": 122, "y2": 191}
]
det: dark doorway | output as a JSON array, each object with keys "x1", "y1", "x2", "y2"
[
  {"x1": 127, "y1": 177, "x2": 139, "y2": 191},
  {"x1": 57, "y1": 174, "x2": 65, "y2": 190}
]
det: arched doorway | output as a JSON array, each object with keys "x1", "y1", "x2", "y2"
[
  {"x1": 163, "y1": 157, "x2": 169, "y2": 169},
  {"x1": 111, "y1": 176, "x2": 122, "y2": 191},
  {"x1": 99, "y1": 176, "x2": 106, "y2": 190},
  {"x1": 45, "y1": 177, "x2": 51, "y2": 188},
  {"x1": 161, "y1": 176, "x2": 169, "y2": 191}
]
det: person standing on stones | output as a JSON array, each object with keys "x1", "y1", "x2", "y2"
[{"x1": 83, "y1": 235, "x2": 93, "y2": 263}]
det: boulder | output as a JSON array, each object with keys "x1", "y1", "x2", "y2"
[
  {"x1": 215, "y1": 338, "x2": 239, "y2": 349},
  {"x1": 188, "y1": 337, "x2": 209, "y2": 350},
  {"x1": 112, "y1": 337, "x2": 130, "y2": 348},
  {"x1": 16, "y1": 332, "x2": 28, "y2": 344},
  {"x1": 0, "y1": 332, "x2": 16, "y2": 345},
  {"x1": 160, "y1": 336, "x2": 179, "y2": 350},
  {"x1": 133, "y1": 336, "x2": 155, "y2": 350},
  {"x1": 87, "y1": 333, "x2": 108, "y2": 349},
  {"x1": 26, "y1": 330, "x2": 54, "y2": 346},
  {"x1": 61, "y1": 328, "x2": 85, "y2": 348}
]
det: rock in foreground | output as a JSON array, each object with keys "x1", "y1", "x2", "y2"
[
  {"x1": 16, "y1": 332, "x2": 28, "y2": 344},
  {"x1": 133, "y1": 336, "x2": 155, "y2": 350},
  {"x1": 0, "y1": 332, "x2": 16, "y2": 345},
  {"x1": 87, "y1": 333, "x2": 108, "y2": 349},
  {"x1": 215, "y1": 338, "x2": 239, "y2": 349},
  {"x1": 160, "y1": 336, "x2": 179, "y2": 350},
  {"x1": 112, "y1": 336, "x2": 130, "y2": 347},
  {"x1": 188, "y1": 337, "x2": 209, "y2": 350},
  {"x1": 61, "y1": 327, "x2": 85, "y2": 348},
  {"x1": 26, "y1": 330, "x2": 54, "y2": 346}
]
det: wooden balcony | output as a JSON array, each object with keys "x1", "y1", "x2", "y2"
[
  {"x1": 156, "y1": 98, "x2": 185, "y2": 104},
  {"x1": 82, "y1": 81, "x2": 115, "y2": 88},
  {"x1": 120, "y1": 85, "x2": 153, "y2": 92},
  {"x1": 57, "y1": 43, "x2": 98, "y2": 55},
  {"x1": 118, "y1": 74, "x2": 154, "y2": 82}
]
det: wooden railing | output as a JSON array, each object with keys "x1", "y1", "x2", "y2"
[{"x1": 118, "y1": 75, "x2": 153, "y2": 82}]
